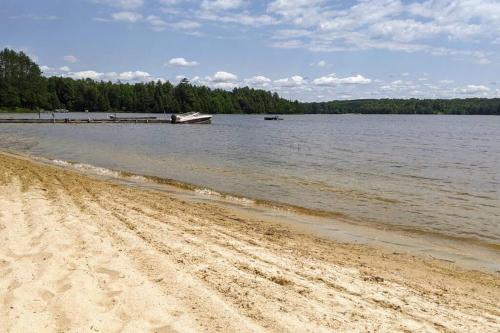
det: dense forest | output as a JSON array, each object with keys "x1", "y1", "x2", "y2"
[
  {"x1": 0, "y1": 48, "x2": 301, "y2": 114},
  {"x1": 1, "y1": 48, "x2": 499, "y2": 115},
  {"x1": 302, "y1": 98, "x2": 500, "y2": 115}
]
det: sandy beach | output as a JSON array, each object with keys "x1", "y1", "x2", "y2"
[{"x1": 0, "y1": 151, "x2": 499, "y2": 332}]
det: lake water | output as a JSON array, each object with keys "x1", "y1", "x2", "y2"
[{"x1": 1, "y1": 113, "x2": 499, "y2": 253}]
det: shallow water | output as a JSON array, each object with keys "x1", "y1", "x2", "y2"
[{"x1": 1, "y1": 113, "x2": 499, "y2": 249}]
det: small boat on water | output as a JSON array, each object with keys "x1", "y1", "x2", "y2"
[
  {"x1": 171, "y1": 112, "x2": 212, "y2": 124},
  {"x1": 264, "y1": 115, "x2": 283, "y2": 120}
]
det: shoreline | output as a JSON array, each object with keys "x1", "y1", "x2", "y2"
[
  {"x1": 19, "y1": 150, "x2": 500, "y2": 273},
  {"x1": 2, "y1": 110, "x2": 500, "y2": 116},
  {"x1": 1, "y1": 151, "x2": 499, "y2": 331}
]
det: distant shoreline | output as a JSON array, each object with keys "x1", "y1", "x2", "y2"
[
  {"x1": 0, "y1": 107, "x2": 35, "y2": 113},
  {"x1": 2, "y1": 108, "x2": 499, "y2": 115}
]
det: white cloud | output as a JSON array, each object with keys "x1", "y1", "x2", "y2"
[
  {"x1": 171, "y1": 20, "x2": 201, "y2": 30},
  {"x1": 198, "y1": 0, "x2": 275, "y2": 26},
  {"x1": 380, "y1": 85, "x2": 394, "y2": 91},
  {"x1": 313, "y1": 74, "x2": 371, "y2": 86},
  {"x1": 160, "y1": 7, "x2": 181, "y2": 15},
  {"x1": 180, "y1": 73, "x2": 239, "y2": 90},
  {"x1": 145, "y1": 16, "x2": 202, "y2": 32},
  {"x1": 40, "y1": 65, "x2": 72, "y2": 76},
  {"x1": 208, "y1": 71, "x2": 238, "y2": 82},
  {"x1": 213, "y1": 82, "x2": 239, "y2": 89},
  {"x1": 63, "y1": 55, "x2": 78, "y2": 63},
  {"x1": 378, "y1": 79, "x2": 416, "y2": 92},
  {"x1": 368, "y1": 19, "x2": 478, "y2": 43},
  {"x1": 65, "y1": 69, "x2": 156, "y2": 82},
  {"x1": 228, "y1": 14, "x2": 277, "y2": 26},
  {"x1": 152, "y1": 0, "x2": 498, "y2": 66},
  {"x1": 310, "y1": 60, "x2": 327, "y2": 67},
  {"x1": 168, "y1": 57, "x2": 199, "y2": 67},
  {"x1": 111, "y1": 11, "x2": 142, "y2": 22},
  {"x1": 268, "y1": 0, "x2": 325, "y2": 25},
  {"x1": 92, "y1": 0, "x2": 143, "y2": 9},
  {"x1": 71, "y1": 70, "x2": 104, "y2": 80},
  {"x1": 146, "y1": 15, "x2": 167, "y2": 31},
  {"x1": 201, "y1": 0, "x2": 245, "y2": 11},
  {"x1": 244, "y1": 75, "x2": 272, "y2": 86},
  {"x1": 159, "y1": 0, "x2": 181, "y2": 4},
  {"x1": 273, "y1": 29, "x2": 311, "y2": 39},
  {"x1": 116, "y1": 70, "x2": 151, "y2": 80},
  {"x1": 175, "y1": 75, "x2": 188, "y2": 82},
  {"x1": 455, "y1": 84, "x2": 490, "y2": 95},
  {"x1": 271, "y1": 39, "x2": 303, "y2": 49},
  {"x1": 274, "y1": 75, "x2": 305, "y2": 87},
  {"x1": 266, "y1": 0, "x2": 499, "y2": 63},
  {"x1": 38, "y1": 65, "x2": 161, "y2": 84},
  {"x1": 199, "y1": 11, "x2": 277, "y2": 26}
]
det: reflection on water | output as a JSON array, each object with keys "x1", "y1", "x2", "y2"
[{"x1": 1, "y1": 113, "x2": 499, "y2": 247}]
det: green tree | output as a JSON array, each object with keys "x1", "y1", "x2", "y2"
[
  {"x1": 0, "y1": 48, "x2": 47, "y2": 110},
  {"x1": 174, "y1": 78, "x2": 195, "y2": 113}
]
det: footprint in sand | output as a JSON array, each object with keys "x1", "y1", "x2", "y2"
[
  {"x1": 98, "y1": 292, "x2": 122, "y2": 311},
  {"x1": 33, "y1": 251, "x2": 54, "y2": 278},
  {"x1": 150, "y1": 324, "x2": 179, "y2": 333},
  {"x1": 95, "y1": 267, "x2": 122, "y2": 281},
  {"x1": 95, "y1": 266, "x2": 125, "y2": 312},
  {"x1": 4, "y1": 280, "x2": 22, "y2": 308},
  {"x1": 39, "y1": 289, "x2": 56, "y2": 301},
  {"x1": 29, "y1": 232, "x2": 45, "y2": 247},
  {"x1": 0, "y1": 267, "x2": 13, "y2": 279},
  {"x1": 0, "y1": 259, "x2": 11, "y2": 270},
  {"x1": 33, "y1": 251, "x2": 54, "y2": 263},
  {"x1": 4, "y1": 248, "x2": 22, "y2": 260},
  {"x1": 57, "y1": 283, "x2": 72, "y2": 293}
]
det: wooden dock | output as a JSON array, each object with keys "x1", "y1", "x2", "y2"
[{"x1": 0, "y1": 118, "x2": 172, "y2": 124}]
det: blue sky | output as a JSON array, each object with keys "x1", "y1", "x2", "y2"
[{"x1": 1, "y1": 0, "x2": 499, "y2": 101}]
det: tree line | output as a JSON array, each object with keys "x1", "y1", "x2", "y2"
[
  {"x1": 0, "y1": 48, "x2": 301, "y2": 114},
  {"x1": 1, "y1": 48, "x2": 499, "y2": 115},
  {"x1": 302, "y1": 98, "x2": 500, "y2": 115}
]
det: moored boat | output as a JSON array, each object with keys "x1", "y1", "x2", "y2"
[
  {"x1": 264, "y1": 115, "x2": 283, "y2": 120},
  {"x1": 171, "y1": 112, "x2": 212, "y2": 124}
]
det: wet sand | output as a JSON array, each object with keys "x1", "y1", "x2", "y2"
[{"x1": 0, "y1": 152, "x2": 499, "y2": 332}]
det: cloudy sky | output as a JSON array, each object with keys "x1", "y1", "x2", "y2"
[{"x1": 2, "y1": 0, "x2": 500, "y2": 101}]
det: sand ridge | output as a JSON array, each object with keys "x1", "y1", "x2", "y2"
[{"x1": 0, "y1": 152, "x2": 499, "y2": 332}]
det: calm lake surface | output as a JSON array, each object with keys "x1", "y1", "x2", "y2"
[{"x1": 1, "y1": 113, "x2": 499, "y2": 249}]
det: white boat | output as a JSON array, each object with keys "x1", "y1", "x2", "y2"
[{"x1": 171, "y1": 112, "x2": 212, "y2": 124}]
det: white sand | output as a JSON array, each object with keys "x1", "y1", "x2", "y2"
[{"x1": 0, "y1": 152, "x2": 499, "y2": 332}]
